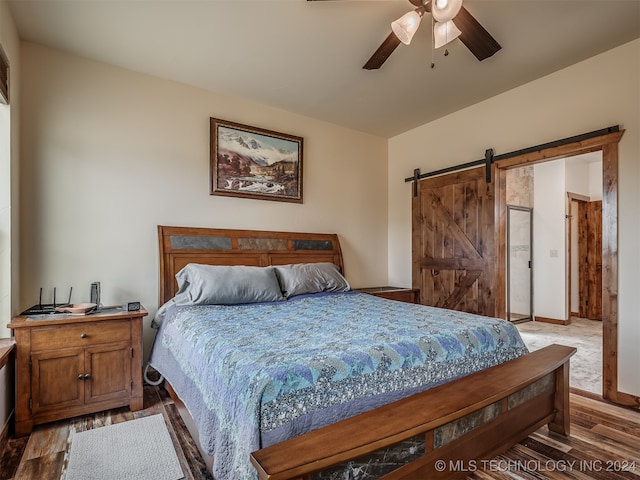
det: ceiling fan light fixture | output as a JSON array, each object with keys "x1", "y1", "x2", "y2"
[
  {"x1": 434, "y1": 20, "x2": 462, "y2": 49},
  {"x1": 432, "y1": 0, "x2": 463, "y2": 23},
  {"x1": 391, "y1": 10, "x2": 423, "y2": 45}
]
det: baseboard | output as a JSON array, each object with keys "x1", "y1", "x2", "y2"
[
  {"x1": 570, "y1": 387, "x2": 640, "y2": 411},
  {"x1": 535, "y1": 316, "x2": 570, "y2": 325},
  {"x1": 570, "y1": 311, "x2": 579, "y2": 317},
  {"x1": 608, "y1": 390, "x2": 640, "y2": 410}
]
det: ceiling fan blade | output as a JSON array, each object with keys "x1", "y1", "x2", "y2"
[
  {"x1": 407, "y1": 0, "x2": 424, "y2": 6},
  {"x1": 453, "y1": 6, "x2": 501, "y2": 61},
  {"x1": 363, "y1": 32, "x2": 402, "y2": 70}
]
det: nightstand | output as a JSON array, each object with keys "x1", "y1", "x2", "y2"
[
  {"x1": 357, "y1": 287, "x2": 420, "y2": 304},
  {"x1": 8, "y1": 307, "x2": 147, "y2": 436}
]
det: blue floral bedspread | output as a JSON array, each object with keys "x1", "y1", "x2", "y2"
[{"x1": 148, "y1": 292, "x2": 528, "y2": 480}]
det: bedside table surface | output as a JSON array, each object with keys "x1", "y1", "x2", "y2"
[
  {"x1": 357, "y1": 286, "x2": 416, "y2": 293},
  {"x1": 8, "y1": 307, "x2": 148, "y2": 329},
  {"x1": 357, "y1": 287, "x2": 420, "y2": 304}
]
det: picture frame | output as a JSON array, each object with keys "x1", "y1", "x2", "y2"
[{"x1": 210, "y1": 117, "x2": 303, "y2": 203}]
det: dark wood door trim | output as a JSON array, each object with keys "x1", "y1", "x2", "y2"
[
  {"x1": 495, "y1": 129, "x2": 637, "y2": 406},
  {"x1": 567, "y1": 192, "x2": 590, "y2": 318},
  {"x1": 578, "y1": 200, "x2": 602, "y2": 320}
]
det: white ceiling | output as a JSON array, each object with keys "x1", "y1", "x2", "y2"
[{"x1": 7, "y1": 0, "x2": 640, "y2": 138}]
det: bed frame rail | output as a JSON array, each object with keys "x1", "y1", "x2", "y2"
[{"x1": 250, "y1": 344, "x2": 576, "y2": 480}]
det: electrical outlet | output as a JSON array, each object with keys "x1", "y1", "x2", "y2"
[{"x1": 550, "y1": 249, "x2": 559, "y2": 258}]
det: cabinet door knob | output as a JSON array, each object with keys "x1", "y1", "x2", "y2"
[
  {"x1": 80, "y1": 333, "x2": 88, "y2": 338},
  {"x1": 78, "y1": 374, "x2": 84, "y2": 380},
  {"x1": 83, "y1": 374, "x2": 91, "y2": 380}
]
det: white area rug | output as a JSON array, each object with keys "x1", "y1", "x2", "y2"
[{"x1": 65, "y1": 414, "x2": 184, "y2": 480}]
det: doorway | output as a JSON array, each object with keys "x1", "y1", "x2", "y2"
[
  {"x1": 568, "y1": 193, "x2": 603, "y2": 322},
  {"x1": 495, "y1": 129, "x2": 629, "y2": 404},
  {"x1": 506, "y1": 206, "x2": 533, "y2": 323},
  {"x1": 410, "y1": 128, "x2": 629, "y2": 404},
  {"x1": 578, "y1": 200, "x2": 603, "y2": 320}
]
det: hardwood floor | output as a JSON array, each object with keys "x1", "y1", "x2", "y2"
[
  {"x1": 0, "y1": 385, "x2": 213, "y2": 480},
  {"x1": 468, "y1": 389, "x2": 640, "y2": 480},
  {"x1": 1, "y1": 386, "x2": 638, "y2": 479}
]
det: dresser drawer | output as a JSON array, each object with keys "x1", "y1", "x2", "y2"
[{"x1": 31, "y1": 320, "x2": 131, "y2": 351}]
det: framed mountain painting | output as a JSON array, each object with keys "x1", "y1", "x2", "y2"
[{"x1": 210, "y1": 118, "x2": 303, "y2": 203}]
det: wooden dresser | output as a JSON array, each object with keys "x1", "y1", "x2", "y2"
[
  {"x1": 8, "y1": 307, "x2": 147, "y2": 436},
  {"x1": 357, "y1": 287, "x2": 420, "y2": 304}
]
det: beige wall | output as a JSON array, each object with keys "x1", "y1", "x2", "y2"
[
  {"x1": 532, "y1": 161, "x2": 566, "y2": 321},
  {"x1": 14, "y1": 28, "x2": 640, "y2": 401},
  {"x1": 19, "y1": 43, "x2": 389, "y2": 356},
  {"x1": 0, "y1": 0, "x2": 20, "y2": 441},
  {"x1": 389, "y1": 39, "x2": 640, "y2": 396},
  {"x1": 0, "y1": 0, "x2": 19, "y2": 337}
]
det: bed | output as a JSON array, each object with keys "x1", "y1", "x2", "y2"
[{"x1": 148, "y1": 225, "x2": 575, "y2": 480}]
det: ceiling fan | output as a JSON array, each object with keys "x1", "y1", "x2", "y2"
[{"x1": 308, "y1": 0, "x2": 501, "y2": 70}]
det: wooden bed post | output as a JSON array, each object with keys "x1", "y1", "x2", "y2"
[{"x1": 548, "y1": 358, "x2": 571, "y2": 436}]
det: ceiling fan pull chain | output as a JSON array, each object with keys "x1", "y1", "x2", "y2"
[
  {"x1": 444, "y1": 19, "x2": 449, "y2": 56},
  {"x1": 442, "y1": 20, "x2": 453, "y2": 57},
  {"x1": 431, "y1": 16, "x2": 436, "y2": 68}
]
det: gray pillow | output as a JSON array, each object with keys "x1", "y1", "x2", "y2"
[
  {"x1": 174, "y1": 264, "x2": 284, "y2": 305},
  {"x1": 274, "y1": 262, "x2": 350, "y2": 298}
]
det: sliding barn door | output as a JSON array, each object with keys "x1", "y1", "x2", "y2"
[
  {"x1": 412, "y1": 167, "x2": 496, "y2": 316},
  {"x1": 578, "y1": 200, "x2": 602, "y2": 320}
]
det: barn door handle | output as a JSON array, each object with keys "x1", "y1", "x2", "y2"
[{"x1": 431, "y1": 270, "x2": 440, "y2": 277}]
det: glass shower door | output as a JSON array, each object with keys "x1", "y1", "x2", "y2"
[{"x1": 507, "y1": 206, "x2": 533, "y2": 323}]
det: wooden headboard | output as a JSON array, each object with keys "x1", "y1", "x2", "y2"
[{"x1": 158, "y1": 226, "x2": 345, "y2": 305}]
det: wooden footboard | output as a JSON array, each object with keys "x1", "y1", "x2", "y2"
[{"x1": 250, "y1": 344, "x2": 576, "y2": 480}]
